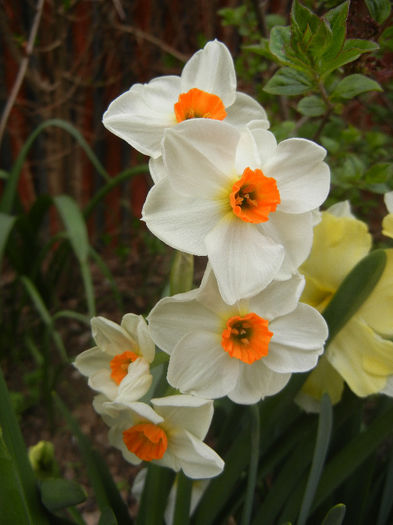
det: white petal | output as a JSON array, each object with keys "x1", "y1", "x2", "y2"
[
  {"x1": 248, "y1": 273, "x2": 305, "y2": 320},
  {"x1": 162, "y1": 428, "x2": 224, "y2": 479},
  {"x1": 103, "y1": 76, "x2": 181, "y2": 158},
  {"x1": 91, "y1": 316, "x2": 137, "y2": 356},
  {"x1": 108, "y1": 425, "x2": 142, "y2": 466},
  {"x1": 142, "y1": 177, "x2": 222, "y2": 255},
  {"x1": 149, "y1": 156, "x2": 166, "y2": 184},
  {"x1": 270, "y1": 303, "x2": 328, "y2": 350},
  {"x1": 385, "y1": 191, "x2": 393, "y2": 213},
  {"x1": 264, "y1": 138, "x2": 330, "y2": 213},
  {"x1": 228, "y1": 360, "x2": 290, "y2": 404},
  {"x1": 205, "y1": 215, "x2": 284, "y2": 305},
  {"x1": 121, "y1": 314, "x2": 155, "y2": 362},
  {"x1": 89, "y1": 369, "x2": 118, "y2": 400},
  {"x1": 148, "y1": 291, "x2": 220, "y2": 354},
  {"x1": 225, "y1": 92, "x2": 269, "y2": 127},
  {"x1": 167, "y1": 332, "x2": 239, "y2": 399},
  {"x1": 181, "y1": 40, "x2": 236, "y2": 107},
  {"x1": 260, "y1": 211, "x2": 315, "y2": 278},
  {"x1": 152, "y1": 395, "x2": 214, "y2": 440},
  {"x1": 162, "y1": 119, "x2": 239, "y2": 196},
  {"x1": 248, "y1": 128, "x2": 278, "y2": 166},
  {"x1": 115, "y1": 358, "x2": 153, "y2": 404},
  {"x1": 73, "y1": 347, "x2": 111, "y2": 377},
  {"x1": 327, "y1": 200, "x2": 355, "y2": 218}
]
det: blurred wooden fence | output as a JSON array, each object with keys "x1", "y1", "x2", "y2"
[{"x1": 0, "y1": 0, "x2": 255, "y2": 244}]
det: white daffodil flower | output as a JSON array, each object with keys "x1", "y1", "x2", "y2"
[
  {"x1": 142, "y1": 119, "x2": 330, "y2": 305},
  {"x1": 93, "y1": 394, "x2": 224, "y2": 479},
  {"x1": 148, "y1": 268, "x2": 328, "y2": 404},
  {"x1": 74, "y1": 314, "x2": 155, "y2": 403},
  {"x1": 298, "y1": 201, "x2": 393, "y2": 410},
  {"x1": 102, "y1": 40, "x2": 269, "y2": 159}
]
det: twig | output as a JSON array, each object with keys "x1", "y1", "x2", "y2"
[{"x1": 0, "y1": 0, "x2": 45, "y2": 150}]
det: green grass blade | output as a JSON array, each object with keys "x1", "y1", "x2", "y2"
[
  {"x1": 313, "y1": 403, "x2": 393, "y2": 511},
  {"x1": 89, "y1": 246, "x2": 123, "y2": 309},
  {"x1": 52, "y1": 310, "x2": 90, "y2": 325},
  {"x1": 0, "y1": 366, "x2": 50, "y2": 524},
  {"x1": 173, "y1": 471, "x2": 192, "y2": 525},
  {"x1": 54, "y1": 394, "x2": 132, "y2": 524},
  {"x1": 0, "y1": 212, "x2": 16, "y2": 273},
  {"x1": 297, "y1": 393, "x2": 333, "y2": 525},
  {"x1": 83, "y1": 165, "x2": 148, "y2": 218},
  {"x1": 240, "y1": 404, "x2": 260, "y2": 525},
  {"x1": 376, "y1": 447, "x2": 393, "y2": 525},
  {"x1": 1, "y1": 119, "x2": 111, "y2": 214},
  {"x1": 136, "y1": 463, "x2": 175, "y2": 525},
  {"x1": 323, "y1": 249, "x2": 386, "y2": 345},
  {"x1": 321, "y1": 504, "x2": 346, "y2": 525},
  {"x1": 0, "y1": 428, "x2": 33, "y2": 524}
]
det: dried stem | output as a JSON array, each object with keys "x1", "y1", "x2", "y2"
[{"x1": 0, "y1": 0, "x2": 45, "y2": 149}]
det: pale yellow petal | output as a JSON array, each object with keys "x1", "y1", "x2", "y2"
[
  {"x1": 296, "y1": 354, "x2": 344, "y2": 412},
  {"x1": 382, "y1": 214, "x2": 393, "y2": 239},
  {"x1": 358, "y1": 249, "x2": 393, "y2": 336},
  {"x1": 327, "y1": 316, "x2": 392, "y2": 396},
  {"x1": 300, "y1": 212, "x2": 371, "y2": 305}
]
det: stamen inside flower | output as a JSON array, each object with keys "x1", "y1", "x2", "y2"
[
  {"x1": 123, "y1": 423, "x2": 168, "y2": 461},
  {"x1": 174, "y1": 88, "x2": 227, "y2": 123},
  {"x1": 221, "y1": 313, "x2": 273, "y2": 364},
  {"x1": 110, "y1": 351, "x2": 139, "y2": 385},
  {"x1": 230, "y1": 167, "x2": 280, "y2": 223}
]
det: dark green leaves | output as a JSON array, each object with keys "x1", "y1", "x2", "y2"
[
  {"x1": 264, "y1": 68, "x2": 312, "y2": 95},
  {"x1": 331, "y1": 74, "x2": 382, "y2": 100},
  {"x1": 365, "y1": 0, "x2": 392, "y2": 24},
  {"x1": 40, "y1": 479, "x2": 87, "y2": 512}
]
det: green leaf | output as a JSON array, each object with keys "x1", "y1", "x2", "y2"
[
  {"x1": 331, "y1": 74, "x2": 382, "y2": 100},
  {"x1": 323, "y1": 249, "x2": 386, "y2": 345},
  {"x1": 0, "y1": 367, "x2": 50, "y2": 524},
  {"x1": 40, "y1": 478, "x2": 87, "y2": 512},
  {"x1": 264, "y1": 67, "x2": 312, "y2": 95},
  {"x1": 365, "y1": 0, "x2": 391, "y2": 24},
  {"x1": 54, "y1": 195, "x2": 89, "y2": 263},
  {"x1": 297, "y1": 394, "x2": 333, "y2": 525},
  {"x1": 54, "y1": 395, "x2": 132, "y2": 524},
  {"x1": 98, "y1": 507, "x2": 118, "y2": 525},
  {"x1": 377, "y1": 448, "x2": 393, "y2": 525},
  {"x1": 136, "y1": 464, "x2": 175, "y2": 525},
  {"x1": 321, "y1": 504, "x2": 346, "y2": 525},
  {"x1": 314, "y1": 404, "x2": 393, "y2": 510},
  {"x1": 291, "y1": 0, "x2": 333, "y2": 60},
  {"x1": 297, "y1": 95, "x2": 327, "y2": 116},
  {"x1": 0, "y1": 428, "x2": 33, "y2": 525},
  {"x1": 0, "y1": 212, "x2": 16, "y2": 271},
  {"x1": 322, "y1": 2, "x2": 349, "y2": 61},
  {"x1": 269, "y1": 26, "x2": 310, "y2": 70},
  {"x1": 321, "y1": 39, "x2": 379, "y2": 77}
]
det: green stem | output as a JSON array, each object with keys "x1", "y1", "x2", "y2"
[
  {"x1": 241, "y1": 404, "x2": 260, "y2": 525},
  {"x1": 173, "y1": 471, "x2": 193, "y2": 525}
]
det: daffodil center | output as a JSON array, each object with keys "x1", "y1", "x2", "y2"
[
  {"x1": 230, "y1": 167, "x2": 280, "y2": 223},
  {"x1": 221, "y1": 313, "x2": 273, "y2": 364},
  {"x1": 122, "y1": 422, "x2": 168, "y2": 461},
  {"x1": 174, "y1": 88, "x2": 227, "y2": 123},
  {"x1": 110, "y1": 351, "x2": 139, "y2": 385}
]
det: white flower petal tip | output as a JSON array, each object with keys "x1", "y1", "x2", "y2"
[
  {"x1": 74, "y1": 314, "x2": 155, "y2": 402},
  {"x1": 149, "y1": 269, "x2": 328, "y2": 404},
  {"x1": 102, "y1": 40, "x2": 269, "y2": 158},
  {"x1": 143, "y1": 119, "x2": 329, "y2": 304},
  {"x1": 96, "y1": 396, "x2": 224, "y2": 479}
]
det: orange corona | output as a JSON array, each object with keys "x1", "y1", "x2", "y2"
[
  {"x1": 174, "y1": 88, "x2": 227, "y2": 122},
  {"x1": 221, "y1": 313, "x2": 273, "y2": 364},
  {"x1": 230, "y1": 167, "x2": 280, "y2": 223},
  {"x1": 110, "y1": 351, "x2": 140, "y2": 385},
  {"x1": 123, "y1": 423, "x2": 168, "y2": 461}
]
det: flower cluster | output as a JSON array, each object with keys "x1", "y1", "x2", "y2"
[{"x1": 75, "y1": 40, "x2": 333, "y2": 481}]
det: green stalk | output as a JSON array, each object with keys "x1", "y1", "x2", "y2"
[
  {"x1": 241, "y1": 404, "x2": 260, "y2": 525},
  {"x1": 173, "y1": 471, "x2": 193, "y2": 525}
]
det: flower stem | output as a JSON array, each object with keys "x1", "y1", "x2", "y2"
[
  {"x1": 241, "y1": 403, "x2": 260, "y2": 525},
  {"x1": 173, "y1": 470, "x2": 193, "y2": 525}
]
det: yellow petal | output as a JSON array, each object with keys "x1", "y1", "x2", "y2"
[
  {"x1": 358, "y1": 249, "x2": 393, "y2": 336},
  {"x1": 297, "y1": 354, "x2": 344, "y2": 412},
  {"x1": 327, "y1": 316, "x2": 393, "y2": 396},
  {"x1": 300, "y1": 211, "x2": 371, "y2": 308},
  {"x1": 382, "y1": 213, "x2": 393, "y2": 239}
]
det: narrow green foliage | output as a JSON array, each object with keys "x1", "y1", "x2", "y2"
[
  {"x1": 0, "y1": 212, "x2": 16, "y2": 273},
  {"x1": 377, "y1": 449, "x2": 393, "y2": 525},
  {"x1": 240, "y1": 404, "x2": 260, "y2": 525},
  {"x1": 98, "y1": 507, "x2": 118, "y2": 525},
  {"x1": 323, "y1": 249, "x2": 386, "y2": 345},
  {"x1": 321, "y1": 504, "x2": 346, "y2": 525},
  {"x1": 40, "y1": 478, "x2": 87, "y2": 512},
  {"x1": 173, "y1": 471, "x2": 193, "y2": 525},
  {"x1": 297, "y1": 394, "x2": 333, "y2": 525},
  {"x1": 136, "y1": 464, "x2": 175, "y2": 525}
]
